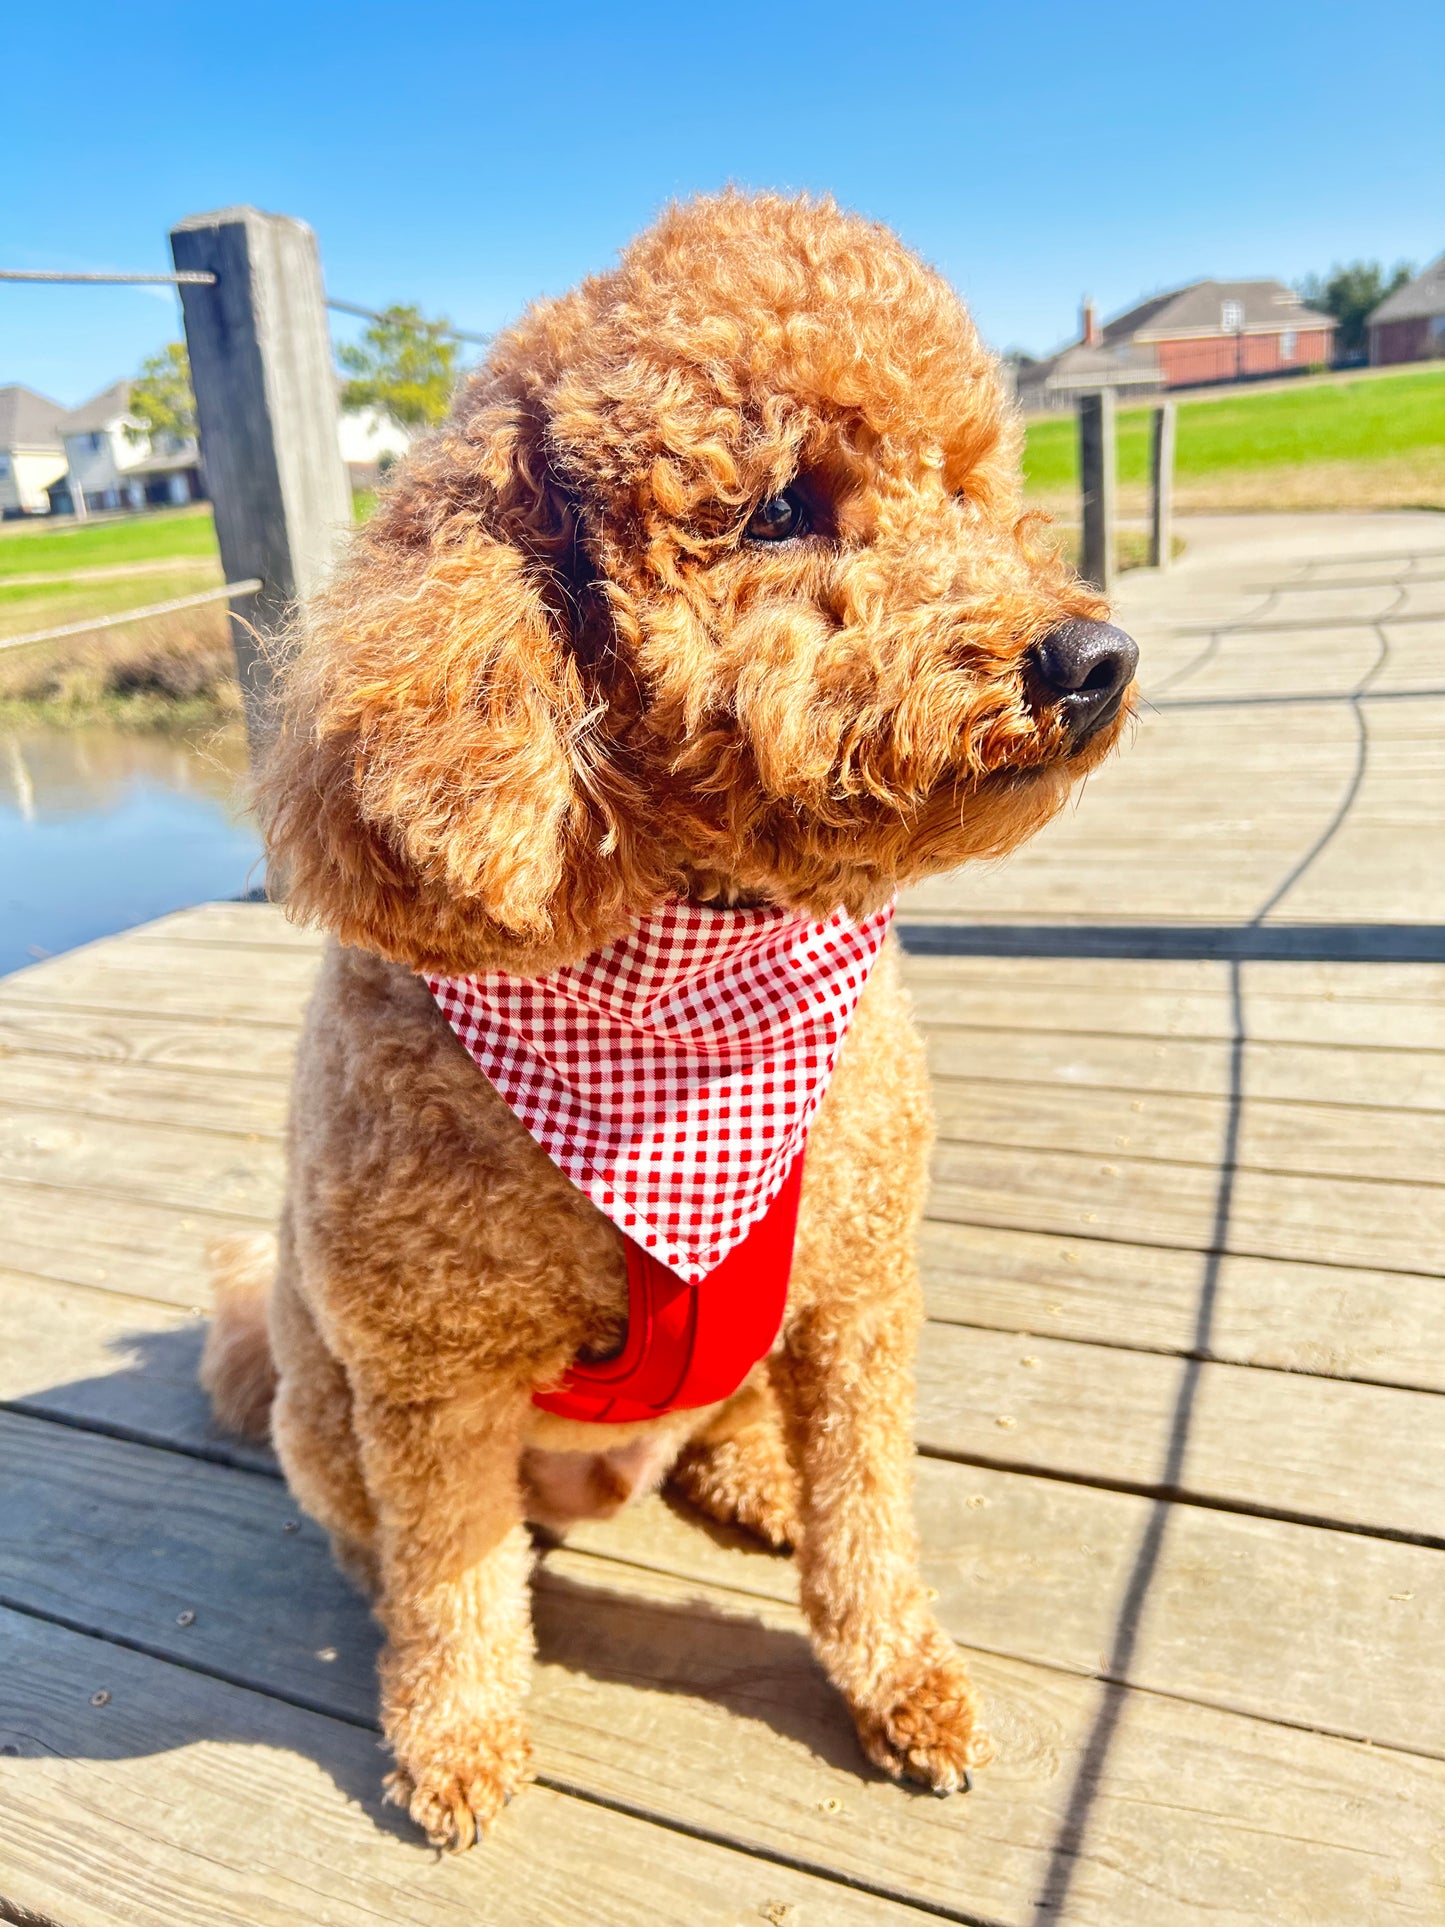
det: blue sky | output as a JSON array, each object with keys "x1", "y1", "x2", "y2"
[{"x1": 4, "y1": 0, "x2": 1441, "y2": 407}]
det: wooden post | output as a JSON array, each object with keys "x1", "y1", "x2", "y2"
[
  {"x1": 1078, "y1": 389, "x2": 1116, "y2": 593},
  {"x1": 170, "y1": 207, "x2": 352, "y2": 755},
  {"x1": 1149, "y1": 400, "x2": 1176, "y2": 571}
]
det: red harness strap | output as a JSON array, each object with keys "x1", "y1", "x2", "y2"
[{"x1": 532, "y1": 1154, "x2": 805, "y2": 1425}]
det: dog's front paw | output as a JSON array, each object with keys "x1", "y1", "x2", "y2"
[
  {"x1": 852, "y1": 1642, "x2": 992, "y2": 1796},
  {"x1": 383, "y1": 1718, "x2": 534, "y2": 1850}
]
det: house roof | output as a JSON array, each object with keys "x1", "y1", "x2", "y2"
[
  {"x1": 1103, "y1": 279, "x2": 1336, "y2": 343},
  {"x1": 127, "y1": 442, "x2": 201, "y2": 476},
  {"x1": 1041, "y1": 341, "x2": 1161, "y2": 388},
  {"x1": 1014, "y1": 339, "x2": 1161, "y2": 402},
  {"x1": 57, "y1": 379, "x2": 134, "y2": 435},
  {"x1": 0, "y1": 384, "x2": 65, "y2": 450},
  {"x1": 1369, "y1": 253, "x2": 1445, "y2": 325}
]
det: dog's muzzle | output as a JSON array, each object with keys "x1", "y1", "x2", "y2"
[{"x1": 1031, "y1": 619, "x2": 1138, "y2": 742}]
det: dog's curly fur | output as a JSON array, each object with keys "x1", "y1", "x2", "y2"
[{"x1": 201, "y1": 191, "x2": 1130, "y2": 1849}]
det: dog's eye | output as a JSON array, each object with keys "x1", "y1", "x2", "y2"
[{"x1": 745, "y1": 489, "x2": 807, "y2": 542}]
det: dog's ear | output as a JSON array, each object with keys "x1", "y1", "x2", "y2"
[{"x1": 259, "y1": 390, "x2": 634, "y2": 973}]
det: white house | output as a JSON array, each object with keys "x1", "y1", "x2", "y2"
[
  {"x1": 3, "y1": 369, "x2": 420, "y2": 517},
  {"x1": 336, "y1": 401, "x2": 415, "y2": 486},
  {"x1": 56, "y1": 380, "x2": 203, "y2": 513},
  {"x1": 0, "y1": 385, "x2": 68, "y2": 517}
]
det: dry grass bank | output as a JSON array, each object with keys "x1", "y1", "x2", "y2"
[{"x1": 0, "y1": 604, "x2": 243, "y2": 733}]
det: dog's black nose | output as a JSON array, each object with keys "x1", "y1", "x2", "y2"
[{"x1": 1032, "y1": 619, "x2": 1138, "y2": 739}]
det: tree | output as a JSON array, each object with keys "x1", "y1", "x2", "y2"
[
  {"x1": 129, "y1": 341, "x2": 196, "y2": 445},
  {"x1": 337, "y1": 304, "x2": 460, "y2": 428},
  {"x1": 1297, "y1": 261, "x2": 1415, "y2": 359}
]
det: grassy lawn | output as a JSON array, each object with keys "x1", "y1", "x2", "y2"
[
  {"x1": 1023, "y1": 362, "x2": 1445, "y2": 513},
  {"x1": 0, "y1": 505, "x2": 220, "y2": 577},
  {"x1": 0, "y1": 565, "x2": 224, "y2": 641},
  {"x1": 0, "y1": 509, "x2": 230, "y2": 726}
]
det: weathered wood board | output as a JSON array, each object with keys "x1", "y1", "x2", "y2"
[
  {"x1": 0, "y1": 1610, "x2": 940, "y2": 1927},
  {"x1": 919, "y1": 1221, "x2": 1445, "y2": 1390},
  {"x1": 3, "y1": 1420, "x2": 1444, "y2": 1925},
  {"x1": 5, "y1": 1403, "x2": 1443, "y2": 1765}
]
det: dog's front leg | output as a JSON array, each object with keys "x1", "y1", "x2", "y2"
[
  {"x1": 774, "y1": 1295, "x2": 987, "y2": 1794},
  {"x1": 352, "y1": 1382, "x2": 536, "y2": 1849}
]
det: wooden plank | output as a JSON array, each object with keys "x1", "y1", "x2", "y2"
[
  {"x1": 18, "y1": 1066, "x2": 1434, "y2": 1274},
  {"x1": 0, "y1": 938, "x2": 320, "y2": 1027},
  {"x1": 0, "y1": 1108, "x2": 285, "y2": 1220},
  {"x1": 1145, "y1": 628, "x2": 1384, "y2": 700},
  {"x1": 125, "y1": 900, "x2": 322, "y2": 949},
  {"x1": 930, "y1": 1075, "x2": 1445, "y2": 1186},
  {"x1": 0, "y1": 1055, "x2": 289, "y2": 1140},
  {"x1": 172, "y1": 206, "x2": 354, "y2": 754},
  {"x1": 900, "y1": 696, "x2": 1444, "y2": 927},
  {"x1": 0, "y1": 1275, "x2": 267, "y2": 1467},
  {"x1": 1271, "y1": 701, "x2": 1445, "y2": 925},
  {"x1": 0, "y1": 1053, "x2": 287, "y2": 1138},
  {"x1": 1368, "y1": 633, "x2": 1445, "y2": 697},
  {"x1": 1148, "y1": 400, "x2": 1174, "y2": 571},
  {"x1": 2, "y1": 1430, "x2": 1443, "y2": 1924},
  {"x1": 924, "y1": 1025, "x2": 1445, "y2": 1113},
  {"x1": 913, "y1": 1324, "x2": 1445, "y2": 1542},
  {"x1": 571, "y1": 1464, "x2": 1445, "y2": 1757},
  {"x1": 975, "y1": 793, "x2": 1445, "y2": 907},
  {"x1": 906, "y1": 954, "x2": 1445, "y2": 1007},
  {"x1": 929, "y1": 1137, "x2": 1445, "y2": 1276},
  {"x1": 0, "y1": 1183, "x2": 247, "y2": 1303},
  {"x1": 14, "y1": 1262, "x2": 1441, "y2": 1549},
  {"x1": 1078, "y1": 389, "x2": 1116, "y2": 592},
  {"x1": 22, "y1": 1403, "x2": 1441, "y2": 1762},
  {"x1": 0, "y1": 1001, "x2": 302, "y2": 1077},
  {"x1": 0, "y1": 1611, "x2": 926, "y2": 1927},
  {"x1": 918, "y1": 1221, "x2": 1445, "y2": 1392},
  {"x1": 7, "y1": 1291, "x2": 1445, "y2": 1760},
  {"x1": 905, "y1": 970, "x2": 1445, "y2": 1051}
]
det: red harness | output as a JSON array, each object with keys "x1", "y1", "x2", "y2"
[{"x1": 531, "y1": 1153, "x2": 804, "y2": 1424}]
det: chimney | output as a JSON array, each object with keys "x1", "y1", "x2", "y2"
[{"x1": 1081, "y1": 297, "x2": 1099, "y2": 347}]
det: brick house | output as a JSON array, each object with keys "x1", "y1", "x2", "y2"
[
  {"x1": 1367, "y1": 254, "x2": 1445, "y2": 365},
  {"x1": 1009, "y1": 304, "x2": 1165, "y2": 411},
  {"x1": 1098, "y1": 280, "x2": 1337, "y2": 387},
  {"x1": 1015, "y1": 282, "x2": 1337, "y2": 411}
]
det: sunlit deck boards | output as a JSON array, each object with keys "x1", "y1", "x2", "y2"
[{"x1": 1, "y1": 510, "x2": 1443, "y2": 1925}]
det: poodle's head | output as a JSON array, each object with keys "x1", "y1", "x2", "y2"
[{"x1": 263, "y1": 191, "x2": 1136, "y2": 973}]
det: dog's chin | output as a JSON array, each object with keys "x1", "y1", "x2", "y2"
[
  {"x1": 676, "y1": 695, "x2": 1135, "y2": 925},
  {"x1": 680, "y1": 873, "x2": 782, "y2": 914}
]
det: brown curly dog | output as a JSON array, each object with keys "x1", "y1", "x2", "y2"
[{"x1": 201, "y1": 190, "x2": 1136, "y2": 1850}]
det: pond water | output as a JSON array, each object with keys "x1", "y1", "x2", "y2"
[{"x1": 0, "y1": 725, "x2": 263, "y2": 978}]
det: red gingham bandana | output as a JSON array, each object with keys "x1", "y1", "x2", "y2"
[{"x1": 427, "y1": 898, "x2": 894, "y2": 1283}]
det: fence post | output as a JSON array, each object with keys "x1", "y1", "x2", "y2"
[
  {"x1": 169, "y1": 207, "x2": 352, "y2": 757},
  {"x1": 1149, "y1": 400, "x2": 1176, "y2": 571},
  {"x1": 1078, "y1": 389, "x2": 1116, "y2": 593}
]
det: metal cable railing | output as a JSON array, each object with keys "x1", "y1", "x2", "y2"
[
  {"x1": 0, "y1": 268, "x2": 491, "y2": 344},
  {"x1": 0, "y1": 579, "x2": 263, "y2": 653}
]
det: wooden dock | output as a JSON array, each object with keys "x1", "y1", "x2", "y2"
[{"x1": 2, "y1": 510, "x2": 1442, "y2": 1926}]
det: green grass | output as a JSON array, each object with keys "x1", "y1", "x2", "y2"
[
  {"x1": 0, "y1": 506, "x2": 220, "y2": 578},
  {"x1": 1023, "y1": 363, "x2": 1445, "y2": 500},
  {"x1": 0, "y1": 565, "x2": 223, "y2": 641}
]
